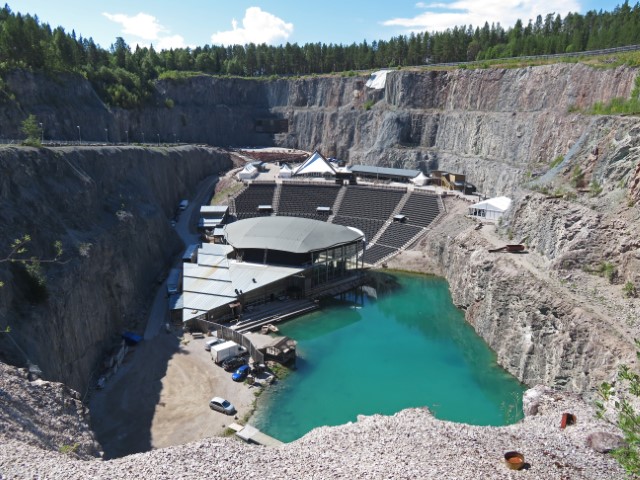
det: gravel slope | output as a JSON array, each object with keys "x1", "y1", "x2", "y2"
[{"x1": 0, "y1": 363, "x2": 625, "y2": 479}]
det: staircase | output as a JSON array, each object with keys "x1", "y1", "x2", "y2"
[
  {"x1": 272, "y1": 183, "x2": 283, "y2": 214},
  {"x1": 328, "y1": 185, "x2": 347, "y2": 223}
]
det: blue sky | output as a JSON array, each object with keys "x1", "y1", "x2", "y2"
[{"x1": 12, "y1": 1, "x2": 623, "y2": 50}]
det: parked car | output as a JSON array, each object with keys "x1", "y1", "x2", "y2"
[
  {"x1": 222, "y1": 356, "x2": 247, "y2": 371},
  {"x1": 232, "y1": 364, "x2": 251, "y2": 382},
  {"x1": 209, "y1": 396, "x2": 236, "y2": 415}
]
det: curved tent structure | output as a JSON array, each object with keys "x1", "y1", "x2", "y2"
[{"x1": 468, "y1": 196, "x2": 512, "y2": 221}]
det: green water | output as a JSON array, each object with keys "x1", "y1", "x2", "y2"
[{"x1": 251, "y1": 273, "x2": 525, "y2": 442}]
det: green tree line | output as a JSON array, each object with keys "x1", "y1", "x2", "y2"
[{"x1": 1, "y1": 2, "x2": 640, "y2": 108}]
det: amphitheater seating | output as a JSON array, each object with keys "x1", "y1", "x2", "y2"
[
  {"x1": 278, "y1": 184, "x2": 340, "y2": 217},
  {"x1": 375, "y1": 223, "x2": 423, "y2": 249},
  {"x1": 399, "y1": 192, "x2": 440, "y2": 227},
  {"x1": 233, "y1": 184, "x2": 276, "y2": 219},
  {"x1": 337, "y1": 186, "x2": 405, "y2": 220},
  {"x1": 332, "y1": 215, "x2": 385, "y2": 243},
  {"x1": 362, "y1": 244, "x2": 396, "y2": 265},
  {"x1": 230, "y1": 183, "x2": 442, "y2": 266}
]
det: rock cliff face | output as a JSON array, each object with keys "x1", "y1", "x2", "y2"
[
  {"x1": 0, "y1": 146, "x2": 231, "y2": 394},
  {"x1": 1, "y1": 64, "x2": 637, "y2": 392},
  {"x1": 2, "y1": 64, "x2": 636, "y2": 195}
]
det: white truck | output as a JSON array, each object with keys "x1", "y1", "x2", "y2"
[{"x1": 210, "y1": 340, "x2": 247, "y2": 364}]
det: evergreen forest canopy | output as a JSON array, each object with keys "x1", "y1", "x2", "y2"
[{"x1": 1, "y1": 2, "x2": 640, "y2": 108}]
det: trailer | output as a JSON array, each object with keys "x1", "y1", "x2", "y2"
[{"x1": 211, "y1": 341, "x2": 247, "y2": 364}]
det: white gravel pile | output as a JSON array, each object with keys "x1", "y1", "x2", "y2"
[{"x1": 0, "y1": 364, "x2": 625, "y2": 479}]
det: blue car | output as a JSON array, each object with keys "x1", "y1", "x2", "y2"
[{"x1": 232, "y1": 364, "x2": 250, "y2": 382}]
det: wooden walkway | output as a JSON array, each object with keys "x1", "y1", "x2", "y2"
[{"x1": 228, "y1": 423, "x2": 283, "y2": 447}]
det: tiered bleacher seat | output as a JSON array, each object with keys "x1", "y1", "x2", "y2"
[
  {"x1": 363, "y1": 244, "x2": 396, "y2": 264},
  {"x1": 375, "y1": 223, "x2": 423, "y2": 249},
  {"x1": 277, "y1": 184, "x2": 340, "y2": 221},
  {"x1": 332, "y1": 216, "x2": 385, "y2": 243},
  {"x1": 337, "y1": 186, "x2": 405, "y2": 220},
  {"x1": 233, "y1": 184, "x2": 276, "y2": 219},
  {"x1": 399, "y1": 192, "x2": 441, "y2": 227}
]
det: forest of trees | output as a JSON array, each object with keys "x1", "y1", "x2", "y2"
[{"x1": 1, "y1": 2, "x2": 640, "y2": 108}]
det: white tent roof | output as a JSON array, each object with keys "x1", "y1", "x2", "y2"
[
  {"x1": 365, "y1": 70, "x2": 391, "y2": 89},
  {"x1": 469, "y1": 196, "x2": 512, "y2": 212},
  {"x1": 237, "y1": 163, "x2": 258, "y2": 180},
  {"x1": 293, "y1": 151, "x2": 336, "y2": 176},
  {"x1": 280, "y1": 164, "x2": 293, "y2": 178},
  {"x1": 410, "y1": 172, "x2": 429, "y2": 186}
]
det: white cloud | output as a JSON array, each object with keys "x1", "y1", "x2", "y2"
[
  {"x1": 103, "y1": 12, "x2": 189, "y2": 50},
  {"x1": 103, "y1": 12, "x2": 165, "y2": 40},
  {"x1": 384, "y1": 0, "x2": 581, "y2": 32},
  {"x1": 210, "y1": 7, "x2": 293, "y2": 45}
]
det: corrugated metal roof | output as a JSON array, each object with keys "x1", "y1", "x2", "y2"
[
  {"x1": 224, "y1": 217, "x2": 363, "y2": 253},
  {"x1": 349, "y1": 165, "x2": 420, "y2": 178},
  {"x1": 200, "y1": 243, "x2": 233, "y2": 256},
  {"x1": 201, "y1": 205, "x2": 228, "y2": 214},
  {"x1": 230, "y1": 263, "x2": 303, "y2": 293},
  {"x1": 197, "y1": 254, "x2": 229, "y2": 268}
]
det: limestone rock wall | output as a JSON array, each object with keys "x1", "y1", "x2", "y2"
[
  {"x1": 0, "y1": 146, "x2": 231, "y2": 394},
  {"x1": 406, "y1": 209, "x2": 636, "y2": 393},
  {"x1": 2, "y1": 64, "x2": 636, "y2": 196}
]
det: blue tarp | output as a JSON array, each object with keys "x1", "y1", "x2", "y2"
[{"x1": 122, "y1": 332, "x2": 143, "y2": 345}]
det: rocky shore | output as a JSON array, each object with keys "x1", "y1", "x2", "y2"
[{"x1": 0, "y1": 362, "x2": 625, "y2": 479}]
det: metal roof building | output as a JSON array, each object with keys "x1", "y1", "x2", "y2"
[
  {"x1": 348, "y1": 165, "x2": 421, "y2": 182},
  {"x1": 224, "y1": 216, "x2": 363, "y2": 254}
]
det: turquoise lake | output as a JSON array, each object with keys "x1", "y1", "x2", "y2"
[{"x1": 251, "y1": 273, "x2": 525, "y2": 443}]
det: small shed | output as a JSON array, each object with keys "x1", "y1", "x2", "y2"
[{"x1": 468, "y1": 196, "x2": 512, "y2": 221}]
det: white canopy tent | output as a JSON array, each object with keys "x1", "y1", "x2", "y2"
[
  {"x1": 279, "y1": 164, "x2": 293, "y2": 178},
  {"x1": 293, "y1": 151, "x2": 336, "y2": 177},
  {"x1": 468, "y1": 196, "x2": 512, "y2": 221},
  {"x1": 237, "y1": 163, "x2": 258, "y2": 180},
  {"x1": 410, "y1": 171, "x2": 429, "y2": 186}
]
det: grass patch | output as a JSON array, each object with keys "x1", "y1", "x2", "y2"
[
  {"x1": 211, "y1": 181, "x2": 244, "y2": 205},
  {"x1": 550, "y1": 155, "x2": 564, "y2": 168}
]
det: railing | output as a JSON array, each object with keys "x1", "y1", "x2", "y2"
[{"x1": 195, "y1": 321, "x2": 265, "y2": 364}]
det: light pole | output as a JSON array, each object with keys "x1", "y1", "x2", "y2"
[
  {"x1": 77, "y1": 126, "x2": 81, "y2": 144},
  {"x1": 157, "y1": 133, "x2": 160, "y2": 146},
  {"x1": 142, "y1": 132, "x2": 145, "y2": 144},
  {"x1": 39, "y1": 123, "x2": 43, "y2": 144},
  {"x1": 173, "y1": 133, "x2": 177, "y2": 144},
  {"x1": 125, "y1": 130, "x2": 129, "y2": 144},
  {"x1": 104, "y1": 128, "x2": 108, "y2": 144}
]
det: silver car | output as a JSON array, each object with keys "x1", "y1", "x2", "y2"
[{"x1": 209, "y1": 396, "x2": 236, "y2": 415}]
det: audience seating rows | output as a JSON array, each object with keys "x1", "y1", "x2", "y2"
[
  {"x1": 337, "y1": 187, "x2": 405, "y2": 220},
  {"x1": 233, "y1": 184, "x2": 276, "y2": 216},
  {"x1": 362, "y1": 244, "x2": 397, "y2": 265},
  {"x1": 399, "y1": 192, "x2": 441, "y2": 227},
  {"x1": 332, "y1": 216, "x2": 385, "y2": 243},
  {"x1": 376, "y1": 223, "x2": 424, "y2": 249},
  {"x1": 278, "y1": 184, "x2": 340, "y2": 216}
]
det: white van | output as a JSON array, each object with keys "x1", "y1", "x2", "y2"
[{"x1": 204, "y1": 337, "x2": 225, "y2": 351}]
